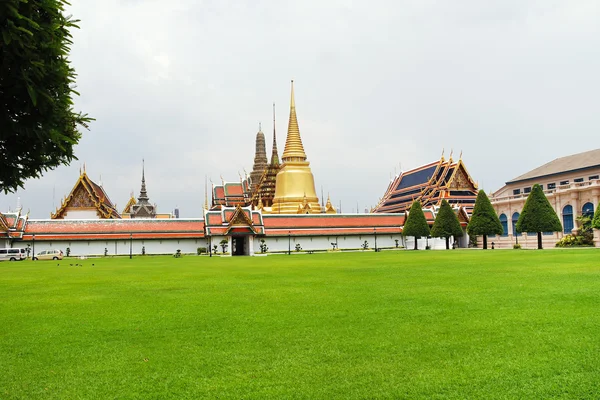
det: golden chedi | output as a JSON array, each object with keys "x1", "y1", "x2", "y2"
[{"x1": 271, "y1": 81, "x2": 322, "y2": 214}]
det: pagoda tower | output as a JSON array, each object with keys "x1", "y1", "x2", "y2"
[
  {"x1": 271, "y1": 81, "x2": 321, "y2": 214},
  {"x1": 249, "y1": 124, "x2": 268, "y2": 193},
  {"x1": 252, "y1": 103, "x2": 282, "y2": 208},
  {"x1": 130, "y1": 160, "x2": 157, "y2": 218}
]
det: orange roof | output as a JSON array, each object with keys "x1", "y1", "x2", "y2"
[
  {"x1": 262, "y1": 214, "x2": 406, "y2": 236},
  {"x1": 22, "y1": 219, "x2": 204, "y2": 240}
]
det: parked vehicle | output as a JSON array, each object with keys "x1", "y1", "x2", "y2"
[
  {"x1": 0, "y1": 248, "x2": 27, "y2": 261},
  {"x1": 33, "y1": 249, "x2": 63, "y2": 261}
]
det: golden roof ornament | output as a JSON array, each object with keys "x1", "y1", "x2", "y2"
[{"x1": 281, "y1": 80, "x2": 307, "y2": 162}]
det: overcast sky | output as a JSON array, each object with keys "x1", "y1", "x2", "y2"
[{"x1": 2, "y1": 0, "x2": 600, "y2": 217}]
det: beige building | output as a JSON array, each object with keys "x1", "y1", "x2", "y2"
[{"x1": 490, "y1": 149, "x2": 600, "y2": 249}]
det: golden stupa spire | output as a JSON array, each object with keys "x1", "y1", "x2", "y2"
[{"x1": 282, "y1": 80, "x2": 307, "y2": 162}]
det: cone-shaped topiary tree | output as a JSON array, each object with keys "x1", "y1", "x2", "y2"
[
  {"x1": 467, "y1": 190, "x2": 503, "y2": 249},
  {"x1": 592, "y1": 203, "x2": 600, "y2": 230},
  {"x1": 516, "y1": 184, "x2": 563, "y2": 249},
  {"x1": 403, "y1": 201, "x2": 430, "y2": 250},
  {"x1": 431, "y1": 200, "x2": 464, "y2": 249}
]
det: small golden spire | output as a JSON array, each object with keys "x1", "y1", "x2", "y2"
[
  {"x1": 204, "y1": 175, "x2": 208, "y2": 211},
  {"x1": 449, "y1": 149, "x2": 453, "y2": 162},
  {"x1": 459, "y1": 150, "x2": 463, "y2": 161},
  {"x1": 441, "y1": 149, "x2": 445, "y2": 162},
  {"x1": 282, "y1": 80, "x2": 308, "y2": 162}
]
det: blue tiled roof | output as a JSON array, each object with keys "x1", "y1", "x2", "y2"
[{"x1": 395, "y1": 165, "x2": 437, "y2": 191}]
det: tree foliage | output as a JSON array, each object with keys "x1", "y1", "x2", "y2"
[
  {"x1": 516, "y1": 184, "x2": 562, "y2": 234},
  {"x1": 1, "y1": 0, "x2": 91, "y2": 193},
  {"x1": 403, "y1": 201, "x2": 430, "y2": 249},
  {"x1": 431, "y1": 200, "x2": 463, "y2": 249},
  {"x1": 467, "y1": 190, "x2": 502, "y2": 249},
  {"x1": 592, "y1": 204, "x2": 600, "y2": 230},
  {"x1": 516, "y1": 184, "x2": 562, "y2": 249}
]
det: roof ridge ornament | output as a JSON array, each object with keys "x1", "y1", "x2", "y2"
[{"x1": 281, "y1": 80, "x2": 308, "y2": 162}]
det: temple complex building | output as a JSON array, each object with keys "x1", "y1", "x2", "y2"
[
  {"x1": 271, "y1": 81, "x2": 322, "y2": 214},
  {"x1": 51, "y1": 168, "x2": 121, "y2": 219},
  {"x1": 490, "y1": 148, "x2": 600, "y2": 248},
  {"x1": 373, "y1": 153, "x2": 478, "y2": 214}
]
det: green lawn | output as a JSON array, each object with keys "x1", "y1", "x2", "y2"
[{"x1": 1, "y1": 250, "x2": 599, "y2": 399}]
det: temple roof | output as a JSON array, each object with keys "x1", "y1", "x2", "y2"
[
  {"x1": 373, "y1": 155, "x2": 478, "y2": 215},
  {"x1": 261, "y1": 213, "x2": 411, "y2": 236},
  {"x1": 22, "y1": 218, "x2": 204, "y2": 241},
  {"x1": 52, "y1": 171, "x2": 121, "y2": 219},
  {"x1": 122, "y1": 195, "x2": 137, "y2": 214},
  {"x1": 212, "y1": 180, "x2": 252, "y2": 208},
  {"x1": 507, "y1": 148, "x2": 600, "y2": 184},
  {"x1": 0, "y1": 210, "x2": 28, "y2": 239},
  {"x1": 204, "y1": 206, "x2": 264, "y2": 235}
]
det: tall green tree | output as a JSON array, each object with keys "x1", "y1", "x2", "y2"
[
  {"x1": 1, "y1": 0, "x2": 91, "y2": 193},
  {"x1": 431, "y1": 200, "x2": 464, "y2": 250},
  {"x1": 467, "y1": 190, "x2": 503, "y2": 249},
  {"x1": 516, "y1": 184, "x2": 563, "y2": 249},
  {"x1": 592, "y1": 204, "x2": 600, "y2": 230},
  {"x1": 403, "y1": 201, "x2": 430, "y2": 250}
]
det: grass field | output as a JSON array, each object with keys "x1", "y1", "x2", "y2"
[{"x1": 1, "y1": 249, "x2": 599, "y2": 399}]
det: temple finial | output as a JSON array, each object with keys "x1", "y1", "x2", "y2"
[
  {"x1": 282, "y1": 80, "x2": 307, "y2": 162},
  {"x1": 271, "y1": 102, "x2": 279, "y2": 165},
  {"x1": 138, "y1": 159, "x2": 149, "y2": 201},
  {"x1": 459, "y1": 150, "x2": 463, "y2": 161},
  {"x1": 441, "y1": 148, "x2": 445, "y2": 161},
  {"x1": 204, "y1": 175, "x2": 208, "y2": 211},
  {"x1": 259, "y1": 122, "x2": 262, "y2": 131}
]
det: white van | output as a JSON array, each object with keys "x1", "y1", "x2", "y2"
[{"x1": 0, "y1": 248, "x2": 27, "y2": 261}]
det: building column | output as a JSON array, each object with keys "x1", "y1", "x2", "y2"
[
  {"x1": 571, "y1": 192, "x2": 579, "y2": 232},
  {"x1": 591, "y1": 189, "x2": 600, "y2": 210},
  {"x1": 248, "y1": 236, "x2": 255, "y2": 256},
  {"x1": 227, "y1": 236, "x2": 232, "y2": 256}
]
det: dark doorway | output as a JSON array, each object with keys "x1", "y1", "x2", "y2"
[{"x1": 232, "y1": 236, "x2": 246, "y2": 256}]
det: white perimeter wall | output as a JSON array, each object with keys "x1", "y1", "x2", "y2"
[
  {"x1": 63, "y1": 210, "x2": 99, "y2": 219},
  {"x1": 12, "y1": 234, "x2": 470, "y2": 256},
  {"x1": 17, "y1": 238, "x2": 207, "y2": 256},
  {"x1": 254, "y1": 234, "x2": 405, "y2": 253}
]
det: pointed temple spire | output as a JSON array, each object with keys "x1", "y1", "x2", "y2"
[
  {"x1": 270, "y1": 102, "x2": 279, "y2": 166},
  {"x1": 271, "y1": 80, "x2": 321, "y2": 214},
  {"x1": 139, "y1": 159, "x2": 149, "y2": 201},
  {"x1": 204, "y1": 175, "x2": 209, "y2": 211},
  {"x1": 130, "y1": 159, "x2": 156, "y2": 218},
  {"x1": 281, "y1": 80, "x2": 307, "y2": 163},
  {"x1": 250, "y1": 124, "x2": 268, "y2": 193}
]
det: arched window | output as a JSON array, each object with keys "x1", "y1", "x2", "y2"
[
  {"x1": 512, "y1": 212, "x2": 521, "y2": 236},
  {"x1": 563, "y1": 205, "x2": 573, "y2": 234},
  {"x1": 582, "y1": 202, "x2": 594, "y2": 218},
  {"x1": 499, "y1": 214, "x2": 508, "y2": 237}
]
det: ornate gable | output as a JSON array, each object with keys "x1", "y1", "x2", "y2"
[
  {"x1": 226, "y1": 205, "x2": 257, "y2": 235},
  {"x1": 447, "y1": 161, "x2": 477, "y2": 191},
  {"x1": 122, "y1": 195, "x2": 137, "y2": 214},
  {"x1": 0, "y1": 213, "x2": 9, "y2": 233},
  {"x1": 52, "y1": 172, "x2": 121, "y2": 219}
]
